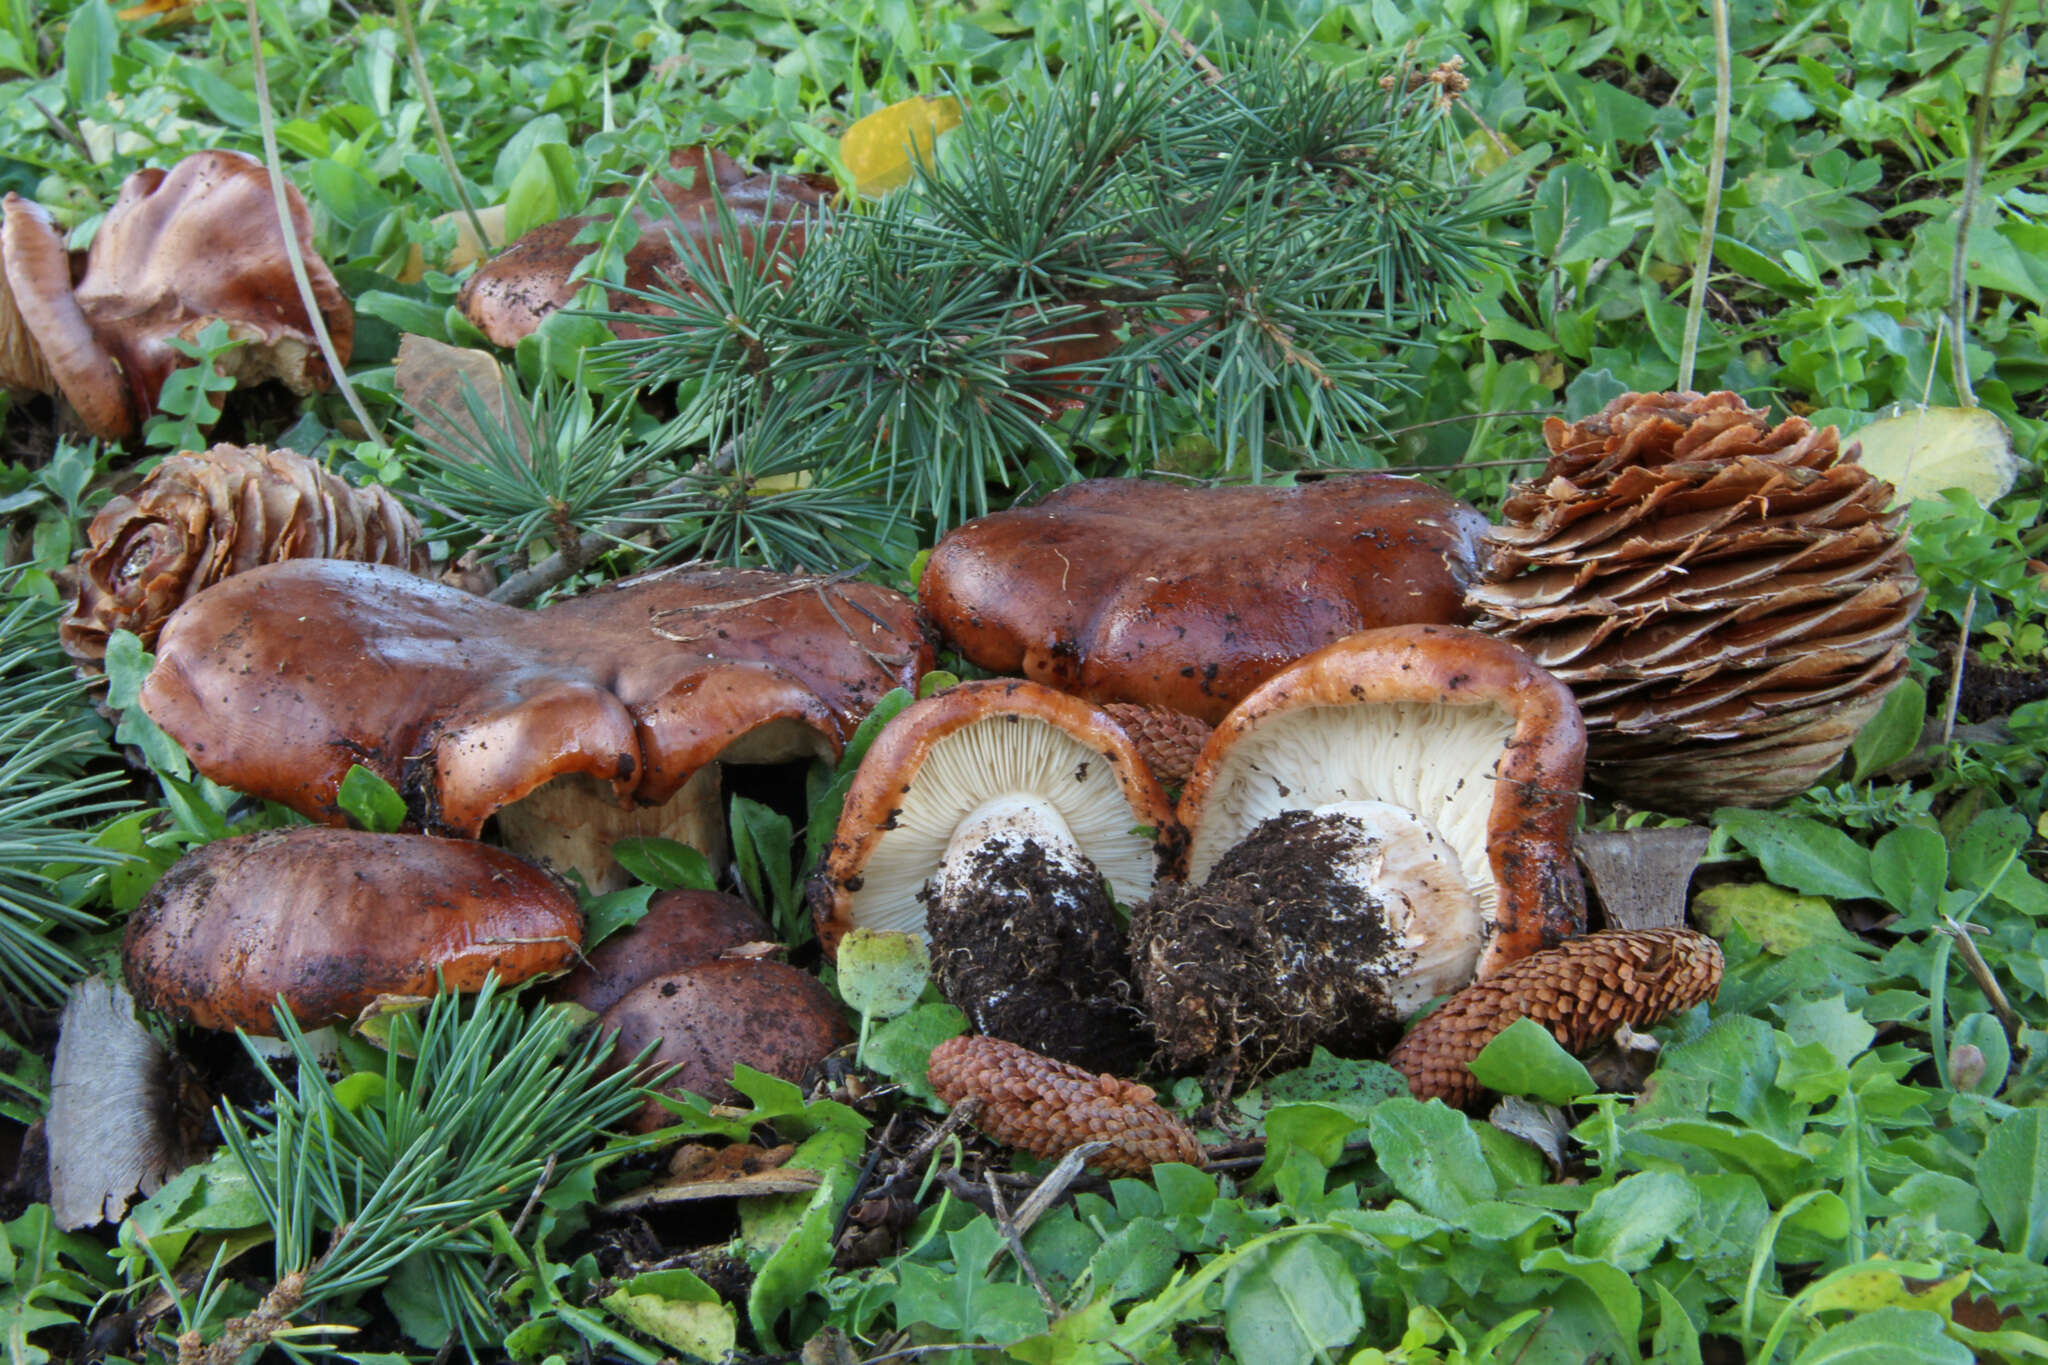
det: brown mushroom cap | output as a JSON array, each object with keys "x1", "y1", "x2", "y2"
[
  {"x1": 122, "y1": 828, "x2": 582, "y2": 1034},
  {"x1": 548, "y1": 889, "x2": 774, "y2": 1016},
  {"x1": 1175, "y1": 624, "x2": 1588, "y2": 980},
  {"x1": 456, "y1": 147, "x2": 834, "y2": 348},
  {"x1": 811, "y1": 679, "x2": 1184, "y2": 953},
  {"x1": 599, "y1": 959, "x2": 852, "y2": 1130},
  {"x1": 919, "y1": 475, "x2": 1491, "y2": 725},
  {"x1": 1, "y1": 192, "x2": 130, "y2": 438},
  {"x1": 74, "y1": 150, "x2": 353, "y2": 423},
  {"x1": 138, "y1": 560, "x2": 929, "y2": 881}
]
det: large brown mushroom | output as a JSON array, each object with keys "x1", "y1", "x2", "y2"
[
  {"x1": 122, "y1": 827, "x2": 583, "y2": 1034},
  {"x1": 1134, "y1": 625, "x2": 1588, "y2": 1082},
  {"x1": 138, "y1": 559, "x2": 930, "y2": 889},
  {"x1": 2, "y1": 150, "x2": 352, "y2": 442},
  {"x1": 919, "y1": 475, "x2": 1491, "y2": 725},
  {"x1": 456, "y1": 147, "x2": 834, "y2": 348}
]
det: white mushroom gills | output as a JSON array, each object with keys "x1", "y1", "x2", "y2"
[{"x1": 1308, "y1": 799, "x2": 1483, "y2": 1016}]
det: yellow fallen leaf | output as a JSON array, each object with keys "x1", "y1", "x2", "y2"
[
  {"x1": 841, "y1": 95, "x2": 962, "y2": 196},
  {"x1": 1848, "y1": 404, "x2": 2019, "y2": 509}
]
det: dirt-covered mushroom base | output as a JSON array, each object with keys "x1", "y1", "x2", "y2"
[
  {"x1": 1132, "y1": 809, "x2": 1412, "y2": 1089},
  {"x1": 925, "y1": 836, "x2": 1150, "y2": 1075}
]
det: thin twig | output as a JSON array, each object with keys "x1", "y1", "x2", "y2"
[
  {"x1": 1132, "y1": 0, "x2": 1225, "y2": 86},
  {"x1": 1947, "y1": 0, "x2": 2020, "y2": 403},
  {"x1": 1677, "y1": 0, "x2": 1731, "y2": 392},
  {"x1": 1938, "y1": 915, "x2": 2024, "y2": 1043},
  {"x1": 25, "y1": 96, "x2": 89, "y2": 158},
  {"x1": 246, "y1": 0, "x2": 385, "y2": 448},
  {"x1": 984, "y1": 1172, "x2": 1059, "y2": 1315},
  {"x1": 392, "y1": 0, "x2": 490, "y2": 249},
  {"x1": 1941, "y1": 587, "x2": 1976, "y2": 747}
]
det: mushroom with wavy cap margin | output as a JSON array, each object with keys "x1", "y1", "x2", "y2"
[
  {"x1": 2, "y1": 150, "x2": 352, "y2": 441},
  {"x1": 138, "y1": 559, "x2": 930, "y2": 890},
  {"x1": 1133, "y1": 625, "x2": 1588, "y2": 1083},
  {"x1": 919, "y1": 475, "x2": 1491, "y2": 727}
]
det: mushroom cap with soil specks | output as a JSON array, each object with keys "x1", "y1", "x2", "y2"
[
  {"x1": 598, "y1": 959, "x2": 852, "y2": 1130},
  {"x1": 122, "y1": 828, "x2": 582, "y2": 1034},
  {"x1": 138, "y1": 559, "x2": 929, "y2": 887},
  {"x1": 920, "y1": 476, "x2": 1490, "y2": 724},
  {"x1": 548, "y1": 889, "x2": 774, "y2": 1016},
  {"x1": 810, "y1": 680, "x2": 1183, "y2": 954},
  {"x1": 1176, "y1": 624, "x2": 1588, "y2": 981}
]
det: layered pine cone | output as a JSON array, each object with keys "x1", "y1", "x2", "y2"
[
  {"x1": 1470, "y1": 391, "x2": 1922, "y2": 811},
  {"x1": 60, "y1": 444, "x2": 426, "y2": 667}
]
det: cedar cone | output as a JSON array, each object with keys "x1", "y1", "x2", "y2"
[
  {"x1": 60, "y1": 444, "x2": 426, "y2": 667},
  {"x1": 927, "y1": 1035, "x2": 1203, "y2": 1177},
  {"x1": 1469, "y1": 391, "x2": 1922, "y2": 811},
  {"x1": 1102, "y1": 702, "x2": 1212, "y2": 787},
  {"x1": 1388, "y1": 927, "x2": 1723, "y2": 1108}
]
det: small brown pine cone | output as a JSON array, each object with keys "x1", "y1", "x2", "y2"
[
  {"x1": 59, "y1": 444, "x2": 427, "y2": 667},
  {"x1": 1469, "y1": 390, "x2": 1921, "y2": 811},
  {"x1": 1102, "y1": 702, "x2": 1212, "y2": 787},
  {"x1": 1388, "y1": 927, "x2": 1723, "y2": 1109},
  {"x1": 927, "y1": 1034, "x2": 1203, "y2": 1177}
]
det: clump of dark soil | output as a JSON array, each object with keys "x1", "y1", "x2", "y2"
[
  {"x1": 1131, "y1": 809, "x2": 1406, "y2": 1092},
  {"x1": 925, "y1": 835, "x2": 1150, "y2": 1076}
]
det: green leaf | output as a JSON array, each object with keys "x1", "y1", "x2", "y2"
[
  {"x1": 582, "y1": 884, "x2": 656, "y2": 950},
  {"x1": 1222, "y1": 1236, "x2": 1364, "y2": 1365},
  {"x1": 1468, "y1": 1017, "x2": 1596, "y2": 1105},
  {"x1": 1089, "y1": 1218, "x2": 1180, "y2": 1305},
  {"x1": 1572, "y1": 1172, "x2": 1699, "y2": 1272},
  {"x1": 1790, "y1": 1307, "x2": 1972, "y2": 1364},
  {"x1": 1692, "y1": 883, "x2": 1858, "y2": 955},
  {"x1": 1366, "y1": 1098, "x2": 1496, "y2": 1220},
  {"x1": 337, "y1": 764, "x2": 407, "y2": 833},
  {"x1": 62, "y1": 0, "x2": 115, "y2": 107},
  {"x1": 1850, "y1": 677, "x2": 1927, "y2": 780},
  {"x1": 611, "y1": 838, "x2": 716, "y2": 892},
  {"x1": 1258, "y1": 1103, "x2": 1366, "y2": 1179},
  {"x1": 1258, "y1": 1048, "x2": 1409, "y2": 1117},
  {"x1": 1951, "y1": 1012, "x2": 2012, "y2": 1096},
  {"x1": 503, "y1": 142, "x2": 578, "y2": 242},
  {"x1": 1979, "y1": 1106, "x2": 2048, "y2": 1260},
  {"x1": 103, "y1": 630, "x2": 191, "y2": 781},
  {"x1": 865, "y1": 1002, "x2": 966, "y2": 1102},
  {"x1": 1651, "y1": 1282, "x2": 1704, "y2": 1365},
  {"x1": 604, "y1": 1269, "x2": 736, "y2": 1358},
  {"x1": 1714, "y1": 809, "x2": 1879, "y2": 900},
  {"x1": 1869, "y1": 824, "x2": 1946, "y2": 919},
  {"x1": 730, "y1": 796, "x2": 798, "y2": 936},
  {"x1": 835, "y1": 929, "x2": 930, "y2": 1022}
]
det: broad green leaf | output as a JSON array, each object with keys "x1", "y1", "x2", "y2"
[
  {"x1": 745, "y1": 1126, "x2": 865, "y2": 1348},
  {"x1": 1850, "y1": 677, "x2": 1926, "y2": 781},
  {"x1": 1790, "y1": 1306, "x2": 1972, "y2": 1364},
  {"x1": 63, "y1": 0, "x2": 116, "y2": 107},
  {"x1": 1714, "y1": 810, "x2": 1879, "y2": 900},
  {"x1": 1519, "y1": 1248, "x2": 1642, "y2": 1343},
  {"x1": 581, "y1": 884, "x2": 656, "y2": 950},
  {"x1": 337, "y1": 764, "x2": 407, "y2": 833},
  {"x1": 1954, "y1": 810, "x2": 2048, "y2": 916},
  {"x1": 1801, "y1": 1264, "x2": 1967, "y2": 1317},
  {"x1": 1887, "y1": 1171, "x2": 1987, "y2": 1239},
  {"x1": 1651, "y1": 1283, "x2": 1704, "y2": 1365},
  {"x1": 1572, "y1": 1171, "x2": 1699, "y2": 1272},
  {"x1": 1367, "y1": 1098, "x2": 1496, "y2": 1219},
  {"x1": 835, "y1": 929, "x2": 930, "y2": 1022},
  {"x1": 610, "y1": 838, "x2": 716, "y2": 892},
  {"x1": 1979, "y1": 1106, "x2": 2048, "y2": 1260},
  {"x1": 730, "y1": 796, "x2": 797, "y2": 931},
  {"x1": 1258, "y1": 1102, "x2": 1365, "y2": 1177},
  {"x1": 1869, "y1": 825, "x2": 1946, "y2": 920},
  {"x1": 1779, "y1": 994, "x2": 1876, "y2": 1067},
  {"x1": 1089, "y1": 1218, "x2": 1179, "y2": 1305},
  {"x1": 1692, "y1": 883, "x2": 1858, "y2": 956},
  {"x1": 866, "y1": 1002, "x2": 966, "y2": 1102},
  {"x1": 603, "y1": 1269, "x2": 736, "y2": 1359},
  {"x1": 1468, "y1": 1017, "x2": 1596, "y2": 1105},
  {"x1": 1222, "y1": 1236, "x2": 1363, "y2": 1365},
  {"x1": 1258, "y1": 1049, "x2": 1409, "y2": 1117},
  {"x1": 1951, "y1": 1012, "x2": 2012, "y2": 1096}
]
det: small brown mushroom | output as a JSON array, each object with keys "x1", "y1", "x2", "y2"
[
  {"x1": 1387, "y1": 927, "x2": 1725, "y2": 1107},
  {"x1": 121, "y1": 828, "x2": 583, "y2": 1034},
  {"x1": 2, "y1": 151, "x2": 352, "y2": 441},
  {"x1": 599, "y1": 959, "x2": 852, "y2": 1130},
  {"x1": 919, "y1": 475, "x2": 1491, "y2": 725},
  {"x1": 456, "y1": 147, "x2": 834, "y2": 348},
  {"x1": 139, "y1": 560, "x2": 930, "y2": 890},
  {"x1": 548, "y1": 889, "x2": 774, "y2": 1016}
]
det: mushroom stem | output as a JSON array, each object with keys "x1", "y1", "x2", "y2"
[
  {"x1": 933, "y1": 794, "x2": 1091, "y2": 904},
  {"x1": 495, "y1": 764, "x2": 727, "y2": 895},
  {"x1": 1306, "y1": 800, "x2": 1483, "y2": 1016}
]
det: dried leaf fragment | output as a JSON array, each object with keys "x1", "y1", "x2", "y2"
[
  {"x1": 1388, "y1": 927, "x2": 1723, "y2": 1108},
  {"x1": 926, "y1": 1035, "x2": 1202, "y2": 1177}
]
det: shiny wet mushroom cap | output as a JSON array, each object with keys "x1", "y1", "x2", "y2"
[{"x1": 122, "y1": 827, "x2": 583, "y2": 1034}]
